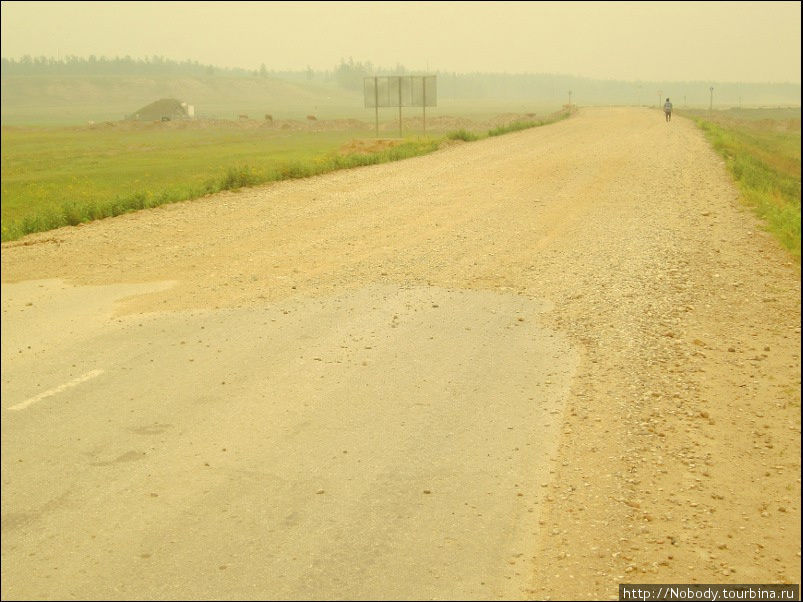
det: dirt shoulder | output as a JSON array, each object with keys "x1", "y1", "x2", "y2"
[
  {"x1": 523, "y1": 114, "x2": 801, "y2": 597},
  {"x1": 2, "y1": 107, "x2": 799, "y2": 599}
]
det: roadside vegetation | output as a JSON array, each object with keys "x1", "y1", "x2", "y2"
[
  {"x1": 1, "y1": 109, "x2": 572, "y2": 242},
  {"x1": 680, "y1": 108, "x2": 801, "y2": 259},
  {"x1": 447, "y1": 111, "x2": 572, "y2": 143}
]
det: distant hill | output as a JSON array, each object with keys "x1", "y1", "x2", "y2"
[
  {"x1": 1, "y1": 55, "x2": 799, "y2": 125},
  {"x1": 0, "y1": 73, "x2": 364, "y2": 125}
]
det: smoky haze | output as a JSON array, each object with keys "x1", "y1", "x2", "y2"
[{"x1": 1, "y1": 0, "x2": 801, "y2": 84}]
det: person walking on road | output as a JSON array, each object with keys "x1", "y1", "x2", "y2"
[{"x1": 664, "y1": 98, "x2": 673, "y2": 122}]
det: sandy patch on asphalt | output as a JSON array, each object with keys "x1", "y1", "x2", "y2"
[{"x1": 1, "y1": 279, "x2": 175, "y2": 357}]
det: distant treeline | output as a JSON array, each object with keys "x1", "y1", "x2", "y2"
[
  {"x1": 329, "y1": 61, "x2": 801, "y2": 106},
  {"x1": 2, "y1": 55, "x2": 800, "y2": 107},
  {"x1": 307, "y1": 58, "x2": 802, "y2": 107},
  {"x1": 0, "y1": 55, "x2": 252, "y2": 77},
  {"x1": 331, "y1": 58, "x2": 413, "y2": 90},
  {"x1": 0, "y1": 55, "x2": 400, "y2": 85}
]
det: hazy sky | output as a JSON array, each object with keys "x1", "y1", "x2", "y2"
[{"x1": 1, "y1": 1, "x2": 800, "y2": 83}]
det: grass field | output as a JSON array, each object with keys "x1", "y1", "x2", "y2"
[
  {"x1": 1, "y1": 109, "x2": 570, "y2": 242},
  {"x1": 679, "y1": 108, "x2": 801, "y2": 259},
  {"x1": 0, "y1": 125, "x2": 432, "y2": 241}
]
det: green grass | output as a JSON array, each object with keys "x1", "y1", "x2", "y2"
[
  {"x1": 488, "y1": 118, "x2": 544, "y2": 136},
  {"x1": 447, "y1": 129, "x2": 480, "y2": 142},
  {"x1": 680, "y1": 108, "x2": 801, "y2": 259},
  {"x1": 0, "y1": 126, "x2": 436, "y2": 241},
  {"x1": 1, "y1": 108, "x2": 572, "y2": 242}
]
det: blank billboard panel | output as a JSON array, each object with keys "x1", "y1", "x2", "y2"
[{"x1": 364, "y1": 76, "x2": 437, "y2": 108}]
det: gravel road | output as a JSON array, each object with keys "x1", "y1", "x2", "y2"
[{"x1": 2, "y1": 107, "x2": 800, "y2": 599}]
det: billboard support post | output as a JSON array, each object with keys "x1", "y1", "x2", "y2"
[
  {"x1": 374, "y1": 76, "x2": 379, "y2": 138},
  {"x1": 423, "y1": 76, "x2": 427, "y2": 136},
  {"x1": 364, "y1": 75, "x2": 436, "y2": 139}
]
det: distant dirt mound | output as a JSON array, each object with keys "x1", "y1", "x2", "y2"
[
  {"x1": 378, "y1": 115, "x2": 474, "y2": 133},
  {"x1": 77, "y1": 112, "x2": 564, "y2": 134},
  {"x1": 322, "y1": 119, "x2": 371, "y2": 131},
  {"x1": 275, "y1": 118, "x2": 370, "y2": 132},
  {"x1": 376, "y1": 113, "x2": 548, "y2": 133},
  {"x1": 128, "y1": 98, "x2": 188, "y2": 122}
]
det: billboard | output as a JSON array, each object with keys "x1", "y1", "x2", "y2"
[{"x1": 364, "y1": 76, "x2": 437, "y2": 108}]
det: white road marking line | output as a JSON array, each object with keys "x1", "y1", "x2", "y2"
[{"x1": 6, "y1": 369, "x2": 104, "y2": 411}]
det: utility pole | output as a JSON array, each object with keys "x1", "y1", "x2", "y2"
[
  {"x1": 423, "y1": 76, "x2": 427, "y2": 136},
  {"x1": 709, "y1": 86, "x2": 714, "y2": 112},
  {"x1": 658, "y1": 90, "x2": 662, "y2": 108},
  {"x1": 568, "y1": 90, "x2": 572, "y2": 107}
]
